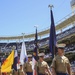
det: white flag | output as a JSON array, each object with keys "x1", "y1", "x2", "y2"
[{"x1": 20, "y1": 41, "x2": 28, "y2": 65}]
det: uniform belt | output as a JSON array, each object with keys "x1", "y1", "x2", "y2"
[
  {"x1": 26, "y1": 72, "x2": 33, "y2": 75},
  {"x1": 56, "y1": 71, "x2": 67, "y2": 73},
  {"x1": 57, "y1": 72, "x2": 68, "y2": 75},
  {"x1": 26, "y1": 72, "x2": 32, "y2": 73},
  {"x1": 38, "y1": 73, "x2": 45, "y2": 75},
  {"x1": 26, "y1": 71, "x2": 32, "y2": 72}
]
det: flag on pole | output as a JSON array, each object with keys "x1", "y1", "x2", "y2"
[
  {"x1": 12, "y1": 49, "x2": 18, "y2": 71},
  {"x1": 49, "y1": 9, "x2": 56, "y2": 58},
  {"x1": 1, "y1": 50, "x2": 14, "y2": 72},
  {"x1": 32, "y1": 28, "x2": 38, "y2": 75},
  {"x1": 20, "y1": 41, "x2": 28, "y2": 65}
]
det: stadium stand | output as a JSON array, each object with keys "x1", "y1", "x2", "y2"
[
  {"x1": 0, "y1": 26, "x2": 75, "y2": 53},
  {"x1": 0, "y1": 10, "x2": 75, "y2": 75}
]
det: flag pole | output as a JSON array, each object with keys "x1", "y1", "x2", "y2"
[
  {"x1": 18, "y1": 33, "x2": 25, "y2": 75},
  {"x1": 22, "y1": 32, "x2": 25, "y2": 70},
  {"x1": 34, "y1": 25, "x2": 39, "y2": 75},
  {"x1": 20, "y1": 32, "x2": 28, "y2": 64},
  {"x1": 48, "y1": 5, "x2": 56, "y2": 58},
  {"x1": 22, "y1": 33, "x2": 25, "y2": 42},
  {"x1": 21, "y1": 33, "x2": 28, "y2": 75},
  {"x1": 34, "y1": 25, "x2": 39, "y2": 54},
  {"x1": 16, "y1": 41, "x2": 19, "y2": 75}
]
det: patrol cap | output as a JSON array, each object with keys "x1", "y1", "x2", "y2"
[
  {"x1": 28, "y1": 54, "x2": 32, "y2": 58},
  {"x1": 56, "y1": 43, "x2": 66, "y2": 49},
  {"x1": 38, "y1": 53, "x2": 45, "y2": 57}
]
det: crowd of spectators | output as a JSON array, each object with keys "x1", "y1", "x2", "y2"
[
  {"x1": 65, "y1": 43, "x2": 75, "y2": 52},
  {"x1": 56, "y1": 26, "x2": 75, "y2": 40},
  {"x1": 0, "y1": 26, "x2": 75, "y2": 53}
]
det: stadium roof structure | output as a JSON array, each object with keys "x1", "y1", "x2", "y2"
[{"x1": 0, "y1": 12, "x2": 75, "y2": 40}]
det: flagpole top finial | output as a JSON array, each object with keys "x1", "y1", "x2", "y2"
[
  {"x1": 34, "y1": 25, "x2": 38, "y2": 28},
  {"x1": 48, "y1": 4, "x2": 54, "y2": 10},
  {"x1": 22, "y1": 33, "x2": 25, "y2": 40},
  {"x1": 22, "y1": 33, "x2": 25, "y2": 35}
]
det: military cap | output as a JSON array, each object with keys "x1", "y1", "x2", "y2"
[
  {"x1": 38, "y1": 53, "x2": 45, "y2": 57},
  {"x1": 28, "y1": 54, "x2": 32, "y2": 58},
  {"x1": 56, "y1": 43, "x2": 66, "y2": 49}
]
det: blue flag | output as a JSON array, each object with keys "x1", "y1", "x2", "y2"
[
  {"x1": 49, "y1": 9, "x2": 56, "y2": 58},
  {"x1": 34, "y1": 28, "x2": 38, "y2": 60},
  {"x1": 12, "y1": 49, "x2": 18, "y2": 71},
  {"x1": 32, "y1": 28, "x2": 38, "y2": 75}
]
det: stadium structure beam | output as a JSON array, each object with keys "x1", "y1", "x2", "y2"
[
  {"x1": 57, "y1": 33, "x2": 75, "y2": 43},
  {"x1": 0, "y1": 13, "x2": 75, "y2": 40}
]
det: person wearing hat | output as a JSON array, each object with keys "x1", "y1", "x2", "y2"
[
  {"x1": 0, "y1": 57, "x2": 1, "y2": 75},
  {"x1": 0, "y1": 62, "x2": 1, "y2": 75},
  {"x1": 23, "y1": 54, "x2": 33, "y2": 75},
  {"x1": 51, "y1": 44, "x2": 71, "y2": 75},
  {"x1": 36, "y1": 53, "x2": 52, "y2": 75},
  {"x1": 19, "y1": 64, "x2": 25, "y2": 75}
]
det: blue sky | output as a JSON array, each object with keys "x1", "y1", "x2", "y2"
[{"x1": 0, "y1": 0, "x2": 72, "y2": 36}]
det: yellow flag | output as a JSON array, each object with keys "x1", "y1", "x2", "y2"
[{"x1": 1, "y1": 50, "x2": 14, "y2": 72}]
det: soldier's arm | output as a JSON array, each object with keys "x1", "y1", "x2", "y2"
[
  {"x1": 51, "y1": 68, "x2": 56, "y2": 75},
  {"x1": 66, "y1": 58, "x2": 71, "y2": 75},
  {"x1": 50, "y1": 58, "x2": 56, "y2": 75},
  {"x1": 47, "y1": 68, "x2": 52, "y2": 75},
  {"x1": 67, "y1": 65, "x2": 71, "y2": 75},
  {"x1": 23, "y1": 63, "x2": 26, "y2": 74},
  {"x1": 46, "y1": 64, "x2": 52, "y2": 75},
  {"x1": 66, "y1": 59, "x2": 71, "y2": 75}
]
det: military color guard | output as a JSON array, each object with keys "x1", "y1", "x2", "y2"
[{"x1": 0, "y1": 44, "x2": 72, "y2": 75}]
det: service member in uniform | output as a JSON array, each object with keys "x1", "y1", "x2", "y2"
[
  {"x1": 37, "y1": 53, "x2": 52, "y2": 75},
  {"x1": 19, "y1": 64, "x2": 24, "y2": 75},
  {"x1": 51, "y1": 44, "x2": 71, "y2": 75},
  {"x1": 23, "y1": 54, "x2": 33, "y2": 75},
  {"x1": 0, "y1": 62, "x2": 1, "y2": 75},
  {"x1": 0, "y1": 65, "x2": 1, "y2": 75},
  {"x1": 0, "y1": 56, "x2": 1, "y2": 75}
]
